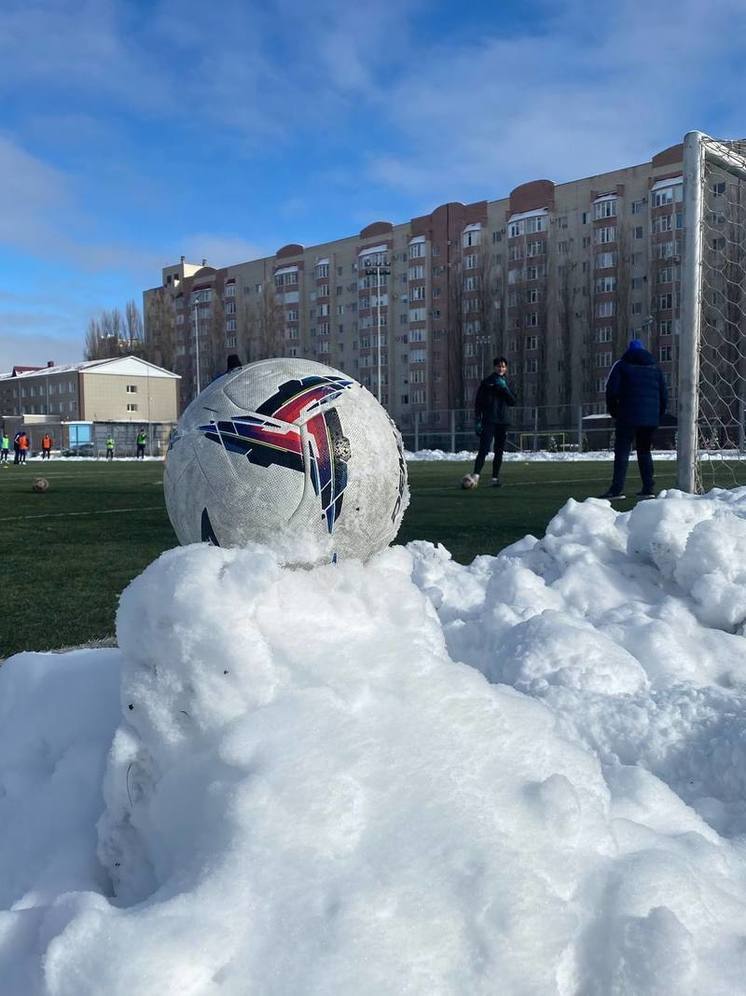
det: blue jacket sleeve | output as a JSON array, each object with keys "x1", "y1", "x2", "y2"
[
  {"x1": 606, "y1": 361, "x2": 621, "y2": 417},
  {"x1": 658, "y1": 368, "x2": 668, "y2": 418}
]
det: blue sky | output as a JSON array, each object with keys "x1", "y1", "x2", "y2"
[{"x1": 1, "y1": 0, "x2": 745, "y2": 370}]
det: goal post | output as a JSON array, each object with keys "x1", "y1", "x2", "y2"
[{"x1": 678, "y1": 131, "x2": 746, "y2": 492}]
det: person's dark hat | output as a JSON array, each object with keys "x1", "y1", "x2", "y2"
[
  {"x1": 226, "y1": 354, "x2": 242, "y2": 372},
  {"x1": 628, "y1": 339, "x2": 645, "y2": 351}
]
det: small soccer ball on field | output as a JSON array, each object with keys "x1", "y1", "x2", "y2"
[
  {"x1": 32, "y1": 477, "x2": 49, "y2": 493},
  {"x1": 461, "y1": 473, "x2": 478, "y2": 490}
]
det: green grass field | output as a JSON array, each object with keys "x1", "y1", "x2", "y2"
[{"x1": 1, "y1": 456, "x2": 744, "y2": 658}]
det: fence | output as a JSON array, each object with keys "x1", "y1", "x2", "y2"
[{"x1": 399, "y1": 404, "x2": 679, "y2": 455}]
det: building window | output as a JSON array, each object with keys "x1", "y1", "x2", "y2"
[
  {"x1": 652, "y1": 215, "x2": 673, "y2": 234},
  {"x1": 659, "y1": 345, "x2": 673, "y2": 362},
  {"x1": 596, "y1": 326, "x2": 613, "y2": 343},
  {"x1": 463, "y1": 228, "x2": 481, "y2": 247},
  {"x1": 126, "y1": 384, "x2": 137, "y2": 393},
  {"x1": 631, "y1": 199, "x2": 645, "y2": 214},
  {"x1": 595, "y1": 251, "x2": 616, "y2": 269},
  {"x1": 595, "y1": 276, "x2": 616, "y2": 293},
  {"x1": 127, "y1": 403, "x2": 138, "y2": 412},
  {"x1": 596, "y1": 300, "x2": 615, "y2": 317},
  {"x1": 593, "y1": 199, "x2": 616, "y2": 219},
  {"x1": 408, "y1": 242, "x2": 425, "y2": 259},
  {"x1": 524, "y1": 357, "x2": 538, "y2": 374},
  {"x1": 596, "y1": 352, "x2": 612, "y2": 368},
  {"x1": 526, "y1": 335, "x2": 538, "y2": 350},
  {"x1": 633, "y1": 226, "x2": 644, "y2": 240},
  {"x1": 595, "y1": 226, "x2": 616, "y2": 245}
]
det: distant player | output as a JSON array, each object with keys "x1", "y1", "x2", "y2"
[
  {"x1": 1, "y1": 432, "x2": 9, "y2": 464},
  {"x1": 17, "y1": 431, "x2": 29, "y2": 465},
  {"x1": 106, "y1": 435, "x2": 115, "y2": 461},
  {"x1": 136, "y1": 429, "x2": 147, "y2": 459},
  {"x1": 41, "y1": 432, "x2": 53, "y2": 460},
  {"x1": 599, "y1": 338, "x2": 667, "y2": 500},
  {"x1": 468, "y1": 357, "x2": 517, "y2": 488}
]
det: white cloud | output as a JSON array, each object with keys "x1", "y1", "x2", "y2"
[{"x1": 362, "y1": 0, "x2": 746, "y2": 204}]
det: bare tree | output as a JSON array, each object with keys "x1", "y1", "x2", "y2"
[
  {"x1": 205, "y1": 295, "x2": 226, "y2": 382},
  {"x1": 242, "y1": 283, "x2": 285, "y2": 362},
  {"x1": 84, "y1": 317, "x2": 103, "y2": 359},
  {"x1": 446, "y1": 260, "x2": 467, "y2": 411},
  {"x1": 143, "y1": 289, "x2": 176, "y2": 372},
  {"x1": 125, "y1": 300, "x2": 144, "y2": 353}
]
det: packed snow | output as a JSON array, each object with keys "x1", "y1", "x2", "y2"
[{"x1": 3, "y1": 488, "x2": 746, "y2": 993}]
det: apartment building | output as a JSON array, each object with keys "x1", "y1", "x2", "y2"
[{"x1": 143, "y1": 143, "x2": 688, "y2": 431}]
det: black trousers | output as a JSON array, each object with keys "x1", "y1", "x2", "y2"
[
  {"x1": 474, "y1": 424, "x2": 507, "y2": 479},
  {"x1": 612, "y1": 423, "x2": 656, "y2": 493}
]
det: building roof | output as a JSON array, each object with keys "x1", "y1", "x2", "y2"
[{"x1": 0, "y1": 356, "x2": 180, "y2": 382}]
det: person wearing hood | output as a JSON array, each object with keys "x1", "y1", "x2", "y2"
[{"x1": 599, "y1": 339, "x2": 667, "y2": 500}]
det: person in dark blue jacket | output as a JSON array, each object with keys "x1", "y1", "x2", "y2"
[
  {"x1": 469, "y1": 356, "x2": 517, "y2": 487},
  {"x1": 599, "y1": 339, "x2": 668, "y2": 500}
]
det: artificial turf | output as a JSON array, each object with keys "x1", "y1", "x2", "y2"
[{"x1": 1, "y1": 456, "x2": 743, "y2": 657}]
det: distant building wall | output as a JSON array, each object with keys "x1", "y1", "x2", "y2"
[{"x1": 80, "y1": 371, "x2": 178, "y2": 423}]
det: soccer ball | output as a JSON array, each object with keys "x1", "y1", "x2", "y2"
[
  {"x1": 32, "y1": 477, "x2": 49, "y2": 493},
  {"x1": 461, "y1": 473, "x2": 478, "y2": 490},
  {"x1": 164, "y1": 358, "x2": 409, "y2": 564}
]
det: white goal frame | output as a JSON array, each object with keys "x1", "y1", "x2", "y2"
[{"x1": 678, "y1": 131, "x2": 746, "y2": 492}]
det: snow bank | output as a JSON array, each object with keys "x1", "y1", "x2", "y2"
[{"x1": 2, "y1": 488, "x2": 746, "y2": 993}]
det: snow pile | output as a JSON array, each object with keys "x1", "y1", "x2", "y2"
[
  {"x1": 2, "y1": 488, "x2": 746, "y2": 992},
  {"x1": 405, "y1": 447, "x2": 678, "y2": 462}
]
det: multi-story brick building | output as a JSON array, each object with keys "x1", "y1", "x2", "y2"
[
  {"x1": 0, "y1": 356, "x2": 180, "y2": 455},
  {"x1": 143, "y1": 143, "x2": 687, "y2": 434}
]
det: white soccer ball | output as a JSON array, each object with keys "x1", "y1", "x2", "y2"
[
  {"x1": 461, "y1": 473, "x2": 478, "y2": 490},
  {"x1": 164, "y1": 358, "x2": 409, "y2": 564}
]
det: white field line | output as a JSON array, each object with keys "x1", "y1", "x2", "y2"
[{"x1": 0, "y1": 506, "x2": 164, "y2": 522}]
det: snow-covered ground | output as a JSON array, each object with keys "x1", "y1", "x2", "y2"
[
  {"x1": 406, "y1": 447, "x2": 746, "y2": 462},
  {"x1": 3, "y1": 488, "x2": 746, "y2": 993}
]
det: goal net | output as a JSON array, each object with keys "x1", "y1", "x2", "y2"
[{"x1": 678, "y1": 132, "x2": 746, "y2": 492}]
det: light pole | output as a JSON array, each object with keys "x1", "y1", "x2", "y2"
[
  {"x1": 364, "y1": 259, "x2": 391, "y2": 403},
  {"x1": 192, "y1": 299, "x2": 201, "y2": 396},
  {"x1": 476, "y1": 334, "x2": 491, "y2": 378}
]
